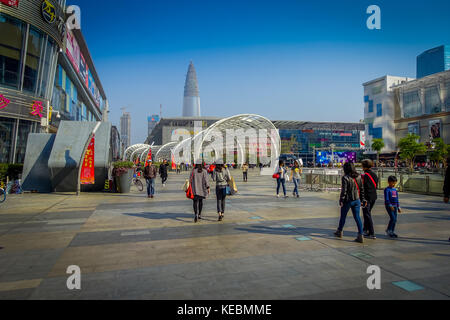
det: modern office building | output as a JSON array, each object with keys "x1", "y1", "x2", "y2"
[
  {"x1": 363, "y1": 75, "x2": 413, "y2": 154},
  {"x1": 0, "y1": 0, "x2": 107, "y2": 164},
  {"x1": 182, "y1": 61, "x2": 201, "y2": 117},
  {"x1": 417, "y1": 45, "x2": 450, "y2": 79},
  {"x1": 120, "y1": 111, "x2": 131, "y2": 152},
  {"x1": 147, "y1": 114, "x2": 159, "y2": 137},
  {"x1": 392, "y1": 70, "x2": 450, "y2": 147}
]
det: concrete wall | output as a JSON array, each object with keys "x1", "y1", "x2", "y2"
[
  {"x1": 21, "y1": 134, "x2": 56, "y2": 193},
  {"x1": 47, "y1": 121, "x2": 112, "y2": 192}
]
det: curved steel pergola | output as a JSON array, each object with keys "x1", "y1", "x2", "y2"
[
  {"x1": 155, "y1": 141, "x2": 178, "y2": 162},
  {"x1": 124, "y1": 144, "x2": 150, "y2": 161},
  {"x1": 172, "y1": 114, "x2": 281, "y2": 164}
]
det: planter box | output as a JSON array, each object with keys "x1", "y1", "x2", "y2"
[{"x1": 115, "y1": 170, "x2": 133, "y2": 193}]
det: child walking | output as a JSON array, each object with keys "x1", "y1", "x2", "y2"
[{"x1": 384, "y1": 176, "x2": 402, "y2": 238}]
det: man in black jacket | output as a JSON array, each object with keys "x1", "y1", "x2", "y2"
[
  {"x1": 159, "y1": 159, "x2": 169, "y2": 187},
  {"x1": 361, "y1": 159, "x2": 379, "y2": 239}
]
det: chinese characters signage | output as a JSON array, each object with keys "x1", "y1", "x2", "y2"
[
  {"x1": 30, "y1": 101, "x2": 44, "y2": 118},
  {"x1": 80, "y1": 136, "x2": 95, "y2": 185},
  {"x1": 41, "y1": 0, "x2": 56, "y2": 24},
  {"x1": 0, "y1": 94, "x2": 11, "y2": 110},
  {"x1": 0, "y1": 0, "x2": 19, "y2": 8}
]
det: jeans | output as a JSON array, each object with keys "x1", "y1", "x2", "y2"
[
  {"x1": 193, "y1": 196, "x2": 204, "y2": 216},
  {"x1": 146, "y1": 178, "x2": 155, "y2": 196},
  {"x1": 277, "y1": 178, "x2": 286, "y2": 196},
  {"x1": 385, "y1": 205, "x2": 398, "y2": 233},
  {"x1": 293, "y1": 178, "x2": 300, "y2": 196},
  {"x1": 338, "y1": 199, "x2": 363, "y2": 235},
  {"x1": 216, "y1": 186, "x2": 227, "y2": 213},
  {"x1": 161, "y1": 175, "x2": 168, "y2": 184},
  {"x1": 363, "y1": 200, "x2": 376, "y2": 235},
  {"x1": 243, "y1": 172, "x2": 248, "y2": 182}
]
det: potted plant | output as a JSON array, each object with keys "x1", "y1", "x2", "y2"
[{"x1": 112, "y1": 161, "x2": 135, "y2": 193}]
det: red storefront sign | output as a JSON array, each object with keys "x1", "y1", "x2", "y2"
[
  {"x1": 0, "y1": 0, "x2": 20, "y2": 8},
  {"x1": 80, "y1": 136, "x2": 95, "y2": 185},
  {"x1": 30, "y1": 101, "x2": 44, "y2": 118}
]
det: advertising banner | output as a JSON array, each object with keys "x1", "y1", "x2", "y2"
[
  {"x1": 144, "y1": 147, "x2": 152, "y2": 167},
  {"x1": 360, "y1": 131, "x2": 366, "y2": 149},
  {"x1": 0, "y1": 0, "x2": 20, "y2": 7},
  {"x1": 79, "y1": 53, "x2": 89, "y2": 87},
  {"x1": 66, "y1": 31, "x2": 80, "y2": 73},
  {"x1": 429, "y1": 120, "x2": 441, "y2": 139},
  {"x1": 80, "y1": 136, "x2": 95, "y2": 185}
]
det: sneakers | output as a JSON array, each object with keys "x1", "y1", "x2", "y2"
[
  {"x1": 354, "y1": 234, "x2": 364, "y2": 243},
  {"x1": 334, "y1": 230, "x2": 343, "y2": 238},
  {"x1": 276, "y1": 194, "x2": 280, "y2": 198},
  {"x1": 391, "y1": 233, "x2": 398, "y2": 238},
  {"x1": 366, "y1": 234, "x2": 377, "y2": 239}
]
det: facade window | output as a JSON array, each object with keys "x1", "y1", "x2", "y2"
[
  {"x1": 364, "y1": 95, "x2": 369, "y2": 103},
  {"x1": 376, "y1": 104, "x2": 382, "y2": 117},
  {"x1": 39, "y1": 38, "x2": 55, "y2": 98},
  {"x1": 15, "y1": 120, "x2": 33, "y2": 164},
  {"x1": 368, "y1": 100, "x2": 374, "y2": 113},
  {"x1": 23, "y1": 27, "x2": 44, "y2": 93},
  {"x1": 403, "y1": 90, "x2": 422, "y2": 118},
  {"x1": 0, "y1": 117, "x2": 15, "y2": 163},
  {"x1": 0, "y1": 13, "x2": 25, "y2": 89},
  {"x1": 446, "y1": 82, "x2": 450, "y2": 110},
  {"x1": 424, "y1": 86, "x2": 441, "y2": 114},
  {"x1": 372, "y1": 127, "x2": 383, "y2": 139}
]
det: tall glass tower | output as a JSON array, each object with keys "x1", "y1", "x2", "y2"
[{"x1": 182, "y1": 61, "x2": 201, "y2": 117}]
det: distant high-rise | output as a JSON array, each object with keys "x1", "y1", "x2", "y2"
[
  {"x1": 148, "y1": 114, "x2": 160, "y2": 136},
  {"x1": 182, "y1": 61, "x2": 201, "y2": 117},
  {"x1": 120, "y1": 111, "x2": 131, "y2": 151},
  {"x1": 417, "y1": 45, "x2": 450, "y2": 78}
]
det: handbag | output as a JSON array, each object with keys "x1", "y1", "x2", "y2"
[
  {"x1": 228, "y1": 176, "x2": 238, "y2": 195},
  {"x1": 272, "y1": 174, "x2": 280, "y2": 179},
  {"x1": 182, "y1": 179, "x2": 189, "y2": 192},
  {"x1": 185, "y1": 170, "x2": 194, "y2": 200}
]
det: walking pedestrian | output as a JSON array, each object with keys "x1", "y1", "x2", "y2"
[
  {"x1": 159, "y1": 159, "x2": 169, "y2": 187},
  {"x1": 384, "y1": 176, "x2": 402, "y2": 238},
  {"x1": 275, "y1": 160, "x2": 288, "y2": 198},
  {"x1": 190, "y1": 162, "x2": 210, "y2": 223},
  {"x1": 143, "y1": 159, "x2": 157, "y2": 198},
  {"x1": 361, "y1": 159, "x2": 379, "y2": 239},
  {"x1": 291, "y1": 160, "x2": 302, "y2": 198},
  {"x1": 212, "y1": 162, "x2": 231, "y2": 221},
  {"x1": 334, "y1": 162, "x2": 366, "y2": 243},
  {"x1": 242, "y1": 163, "x2": 249, "y2": 182}
]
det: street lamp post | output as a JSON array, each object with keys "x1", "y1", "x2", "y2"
[{"x1": 330, "y1": 144, "x2": 336, "y2": 168}]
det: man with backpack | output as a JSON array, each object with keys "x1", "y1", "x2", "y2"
[{"x1": 361, "y1": 159, "x2": 379, "y2": 239}]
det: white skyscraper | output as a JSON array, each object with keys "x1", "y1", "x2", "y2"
[{"x1": 182, "y1": 61, "x2": 201, "y2": 117}]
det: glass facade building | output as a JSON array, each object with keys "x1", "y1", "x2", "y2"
[{"x1": 417, "y1": 45, "x2": 450, "y2": 79}]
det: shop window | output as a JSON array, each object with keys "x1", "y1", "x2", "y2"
[
  {"x1": 0, "y1": 117, "x2": 15, "y2": 163},
  {"x1": 0, "y1": 13, "x2": 25, "y2": 89},
  {"x1": 15, "y1": 120, "x2": 33, "y2": 164}
]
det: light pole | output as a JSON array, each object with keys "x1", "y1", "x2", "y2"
[{"x1": 330, "y1": 144, "x2": 336, "y2": 168}]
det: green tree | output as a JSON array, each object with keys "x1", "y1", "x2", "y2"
[
  {"x1": 398, "y1": 134, "x2": 427, "y2": 170},
  {"x1": 429, "y1": 138, "x2": 448, "y2": 167},
  {"x1": 371, "y1": 138, "x2": 385, "y2": 167}
]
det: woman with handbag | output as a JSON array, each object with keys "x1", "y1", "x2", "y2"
[
  {"x1": 190, "y1": 163, "x2": 210, "y2": 223},
  {"x1": 212, "y1": 162, "x2": 231, "y2": 221},
  {"x1": 275, "y1": 160, "x2": 288, "y2": 198}
]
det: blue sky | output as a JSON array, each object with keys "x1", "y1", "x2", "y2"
[{"x1": 70, "y1": 0, "x2": 450, "y2": 144}]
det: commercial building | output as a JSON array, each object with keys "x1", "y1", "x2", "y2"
[
  {"x1": 363, "y1": 45, "x2": 450, "y2": 159},
  {"x1": 120, "y1": 111, "x2": 131, "y2": 153},
  {"x1": 0, "y1": 0, "x2": 108, "y2": 164},
  {"x1": 393, "y1": 70, "x2": 450, "y2": 147},
  {"x1": 363, "y1": 75, "x2": 413, "y2": 154},
  {"x1": 417, "y1": 45, "x2": 450, "y2": 79},
  {"x1": 182, "y1": 61, "x2": 201, "y2": 117}
]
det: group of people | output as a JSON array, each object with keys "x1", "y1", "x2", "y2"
[{"x1": 274, "y1": 160, "x2": 303, "y2": 198}]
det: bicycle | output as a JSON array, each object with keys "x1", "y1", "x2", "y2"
[
  {"x1": 132, "y1": 176, "x2": 144, "y2": 192},
  {"x1": 0, "y1": 187, "x2": 5, "y2": 204}
]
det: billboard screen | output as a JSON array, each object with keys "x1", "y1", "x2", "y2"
[
  {"x1": 429, "y1": 119, "x2": 441, "y2": 139},
  {"x1": 316, "y1": 151, "x2": 356, "y2": 165}
]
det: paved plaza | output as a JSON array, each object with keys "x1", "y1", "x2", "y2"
[{"x1": 0, "y1": 169, "x2": 449, "y2": 300}]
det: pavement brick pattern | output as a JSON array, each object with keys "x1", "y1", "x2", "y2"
[{"x1": 0, "y1": 169, "x2": 449, "y2": 300}]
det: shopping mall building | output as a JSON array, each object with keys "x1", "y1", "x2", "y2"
[{"x1": 0, "y1": 0, "x2": 109, "y2": 164}]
